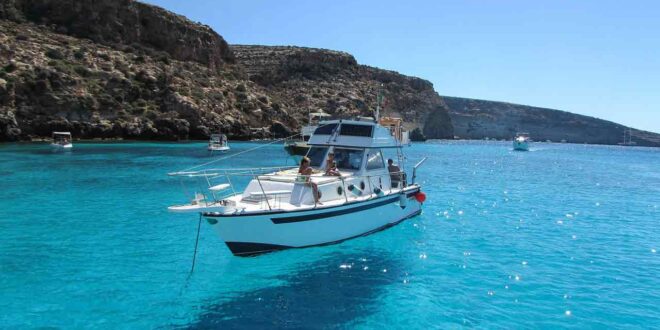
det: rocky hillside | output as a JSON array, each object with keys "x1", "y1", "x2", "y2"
[
  {"x1": 0, "y1": 0, "x2": 453, "y2": 141},
  {"x1": 231, "y1": 45, "x2": 453, "y2": 139},
  {"x1": 444, "y1": 96, "x2": 660, "y2": 147}
]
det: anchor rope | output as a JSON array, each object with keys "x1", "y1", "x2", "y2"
[{"x1": 189, "y1": 213, "x2": 202, "y2": 275}]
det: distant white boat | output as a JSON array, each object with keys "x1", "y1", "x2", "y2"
[
  {"x1": 513, "y1": 132, "x2": 530, "y2": 151},
  {"x1": 51, "y1": 131, "x2": 73, "y2": 150},
  {"x1": 208, "y1": 133, "x2": 230, "y2": 152}
]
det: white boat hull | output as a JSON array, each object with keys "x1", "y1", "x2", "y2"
[
  {"x1": 513, "y1": 140, "x2": 529, "y2": 151},
  {"x1": 51, "y1": 143, "x2": 73, "y2": 149},
  {"x1": 208, "y1": 146, "x2": 230, "y2": 151},
  {"x1": 204, "y1": 187, "x2": 422, "y2": 256}
]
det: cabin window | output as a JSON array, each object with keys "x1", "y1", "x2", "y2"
[
  {"x1": 339, "y1": 124, "x2": 373, "y2": 137},
  {"x1": 314, "y1": 123, "x2": 338, "y2": 135},
  {"x1": 366, "y1": 150, "x2": 385, "y2": 171},
  {"x1": 333, "y1": 148, "x2": 364, "y2": 170},
  {"x1": 307, "y1": 147, "x2": 328, "y2": 167}
]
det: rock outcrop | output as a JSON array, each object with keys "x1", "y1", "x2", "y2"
[
  {"x1": 444, "y1": 96, "x2": 660, "y2": 147},
  {"x1": 231, "y1": 45, "x2": 454, "y2": 139},
  {"x1": 1, "y1": 0, "x2": 234, "y2": 69}
]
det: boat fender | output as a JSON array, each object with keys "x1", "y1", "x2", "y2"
[
  {"x1": 347, "y1": 184, "x2": 362, "y2": 196},
  {"x1": 399, "y1": 193, "x2": 408, "y2": 209},
  {"x1": 415, "y1": 191, "x2": 427, "y2": 203}
]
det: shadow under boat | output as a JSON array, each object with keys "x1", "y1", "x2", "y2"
[{"x1": 181, "y1": 248, "x2": 406, "y2": 329}]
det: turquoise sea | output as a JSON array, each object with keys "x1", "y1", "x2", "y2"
[{"x1": 1, "y1": 141, "x2": 659, "y2": 328}]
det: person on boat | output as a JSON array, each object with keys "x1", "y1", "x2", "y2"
[
  {"x1": 388, "y1": 159, "x2": 404, "y2": 188},
  {"x1": 325, "y1": 161, "x2": 341, "y2": 176},
  {"x1": 298, "y1": 156, "x2": 321, "y2": 204},
  {"x1": 325, "y1": 152, "x2": 335, "y2": 170}
]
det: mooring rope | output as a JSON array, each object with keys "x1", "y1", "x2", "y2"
[{"x1": 189, "y1": 213, "x2": 203, "y2": 275}]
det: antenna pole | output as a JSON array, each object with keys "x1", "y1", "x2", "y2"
[{"x1": 375, "y1": 84, "x2": 383, "y2": 122}]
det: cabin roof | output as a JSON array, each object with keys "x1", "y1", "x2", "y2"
[{"x1": 307, "y1": 119, "x2": 401, "y2": 148}]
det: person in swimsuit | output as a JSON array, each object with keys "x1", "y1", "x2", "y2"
[{"x1": 298, "y1": 156, "x2": 321, "y2": 204}]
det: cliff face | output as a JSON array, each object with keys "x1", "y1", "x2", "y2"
[
  {"x1": 1, "y1": 0, "x2": 234, "y2": 69},
  {"x1": 231, "y1": 45, "x2": 454, "y2": 139},
  {"x1": 0, "y1": 0, "x2": 454, "y2": 142},
  {"x1": 444, "y1": 96, "x2": 660, "y2": 147},
  {"x1": 2, "y1": 0, "x2": 654, "y2": 146},
  {"x1": 0, "y1": 18, "x2": 296, "y2": 141}
]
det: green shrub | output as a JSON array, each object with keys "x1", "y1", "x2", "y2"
[
  {"x1": 73, "y1": 49, "x2": 86, "y2": 60},
  {"x1": 45, "y1": 48, "x2": 65, "y2": 60}
]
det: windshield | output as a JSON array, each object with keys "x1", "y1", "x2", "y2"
[
  {"x1": 333, "y1": 148, "x2": 364, "y2": 171},
  {"x1": 306, "y1": 147, "x2": 328, "y2": 167}
]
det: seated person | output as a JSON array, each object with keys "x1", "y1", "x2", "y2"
[
  {"x1": 387, "y1": 159, "x2": 404, "y2": 188},
  {"x1": 325, "y1": 161, "x2": 341, "y2": 176},
  {"x1": 325, "y1": 152, "x2": 335, "y2": 170},
  {"x1": 298, "y1": 156, "x2": 321, "y2": 204}
]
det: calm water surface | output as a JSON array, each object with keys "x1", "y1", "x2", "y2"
[{"x1": 1, "y1": 141, "x2": 658, "y2": 328}]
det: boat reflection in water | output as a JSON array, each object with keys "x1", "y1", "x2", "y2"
[{"x1": 183, "y1": 248, "x2": 404, "y2": 329}]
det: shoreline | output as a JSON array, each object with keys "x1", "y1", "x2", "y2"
[{"x1": 1, "y1": 138, "x2": 656, "y2": 148}]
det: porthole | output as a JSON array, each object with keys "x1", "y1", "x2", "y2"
[
  {"x1": 337, "y1": 186, "x2": 343, "y2": 195},
  {"x1": 360, "y1": 181, "x2": 366, "y2": 190}
]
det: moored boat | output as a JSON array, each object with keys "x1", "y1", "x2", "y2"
[
  {"x1": 513, "y1": 132, "x2": 530, "y2": 151},
  {"x1": 51, "y1": 132, "x2": 73, "y2": 150},
  {"x1": 169, "y1": 118, "x2": 427, "y2": 256},
  {"x1": 208, "y1": 133, "x2": 230, "y2": 152}
]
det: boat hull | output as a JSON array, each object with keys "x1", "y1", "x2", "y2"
[
  {"x1": 208, "y1": 146, "x2": 230, "y2": 151},
  {"x1": 204, "y1": 188, "x2": 422, "y2": 256},
  {"x1": 513, "y1": 140, "x2": 529, "y2": 151},
  {"x1": 51, "y1": 143, "x2": 73, "y2": 149}
]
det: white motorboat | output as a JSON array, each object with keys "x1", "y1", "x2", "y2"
[
  {"x1": 169, "y1": 118, "x2": 427, "y2": 256},
  {"x1": 513, "y1": 132, "x2": 530, "y2": 151},
  {"x1": 51, "y1": 131, "x2": 73, "y2": 150},
  {"x1": 208, "y1": 133, "x2": 230, "y2": 152}
]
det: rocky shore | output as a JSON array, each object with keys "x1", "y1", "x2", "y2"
[
  {"x1": 0, "y1": 0, "x2": 453, "y2": 142},
  {"x1": 1, "y1": 0, "x2": 658, "y2": 146}
]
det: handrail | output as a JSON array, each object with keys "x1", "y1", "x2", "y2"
[
  {"x1": 412, "y1": 157, "x2": 428, "y2": 184},
  {"x1": 168, "y1": 166, "x2": 296, "y2": 177}
]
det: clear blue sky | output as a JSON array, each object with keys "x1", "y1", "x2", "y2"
[{"x1": 145, "y1": 0, "x2": 659, "y2": 133}]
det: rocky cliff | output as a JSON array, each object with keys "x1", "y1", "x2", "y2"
[
  {"x1": 444, "y1": 96, "x2": 660, "y2": 147},
  {"x1": 230, "y1": 45, "x2": 453, "y2": 139},
  {"x1": 0, "y1": 0, "x2": 453, "y2": 142}
]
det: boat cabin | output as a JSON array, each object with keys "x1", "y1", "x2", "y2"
[
  {"x1": 208, "y1": 133, "x2": 229, "y2": 151},
  {"x1": 52, "y1": 132, "x2": 72, "y2": 146},
  {"x1": 237, "y1": 119, "x2": 407, "y2": 207},
  {"x1": 301, "y1": 111, "x2": 332, "y2": 141}
]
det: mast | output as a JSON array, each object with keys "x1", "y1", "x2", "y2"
[{"x1": 375, "y1": 84, "x2": 383, "y2": 122}]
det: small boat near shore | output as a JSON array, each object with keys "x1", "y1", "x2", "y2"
[
  {"x1": 51, "y1": 132, "x2": 73, "y2": 150},
  {"x1": 513, "y1": 132, "x2": 530, "y2": 151},
  {"x1": 169, "y1": 117, "x2": 427, "y2": 256},
  {"x1": 208, "y1": 133, "x2": 230, "y2": 152}
]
